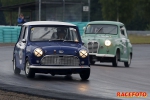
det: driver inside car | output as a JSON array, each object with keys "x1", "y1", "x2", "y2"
[{"x1": 57, "y1": 29, "x2": 66, "y2": 40}]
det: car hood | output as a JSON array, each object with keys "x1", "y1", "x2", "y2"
[{"x1": 31, "y1": 42, "x2": 82, "y2": 55}]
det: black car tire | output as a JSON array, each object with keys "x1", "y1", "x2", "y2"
[
  {"x1": 112, "y1": 52, "x2": 119, "y2": 67},
  {"x1": 124, "y1": 54, "x2": 131, "y2": 67},
  {"x1": 13, "y1": 58, "x2": 21, "y2": 74},
  {"x1": 25, "y1": 59, "x2": 35, "y2": 78},
  {"x1": 80, "y1": 69, "x2": 90, "y2": 80}
]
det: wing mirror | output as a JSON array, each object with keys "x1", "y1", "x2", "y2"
[
  {"x1": 121, "y1": 27, "x2": 125, "y2": 31},
  {"x1": 22, "y1": 39, "x2": 26, "y2": 43}
]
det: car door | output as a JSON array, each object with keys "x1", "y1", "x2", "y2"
[
  {"x1": 16, "y1": 26, "x2": 28, "y2": 70},
  {"x1": 120, "y1": 26, "x2": 128, "y2": 59}
]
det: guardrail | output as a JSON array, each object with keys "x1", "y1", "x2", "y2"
[
  {"x1": 0, "y1": 26, "x2": 21, "y2": 43},
  {"x1": 0, "y1": 24, "x2": 150, "y2": 43},
  {"x1": 127, "y1": 31, "x2": 150, "y2": 36}
]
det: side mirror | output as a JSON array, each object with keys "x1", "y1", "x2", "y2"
[
  {"x1": 22, "y1": 39, "x2": 26, "y2": 43},
  {"x1": 121, "y1": 27, "x2": 125, "y2": 31}
]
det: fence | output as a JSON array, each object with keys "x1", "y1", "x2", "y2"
[
  {"x1": 0, "y1": 26, "x2": 21, "y2": 43},
  {"x1": 0, "y1": 22, "x2": 88, "y2": 43},
  {"x1": 0, "y1": 23, "x2": 150, "y2": 43}
]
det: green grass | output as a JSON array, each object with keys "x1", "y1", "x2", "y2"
[{"x1": 128, "y1": 34, "x2": 150, "y2": 44}]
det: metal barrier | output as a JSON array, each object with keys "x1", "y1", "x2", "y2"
[{"x1": 1, "y1": 24, "x2": 149, "y2": 43}]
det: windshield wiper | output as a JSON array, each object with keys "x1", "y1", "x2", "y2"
[{"x1": 96, "y1": 27, "x2": 103, "y2": 33}]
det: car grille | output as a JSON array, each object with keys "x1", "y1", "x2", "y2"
[
  {"x1": 41, "y1": 55, "x2": 80, "y2": 66},
  {"x1": 88, "y1": 41, "x2": 99, "y2": 53}
]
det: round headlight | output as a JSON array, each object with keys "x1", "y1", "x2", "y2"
[
  {"x1": 79, "y1": 50, "x2": 88, "y2": 58},
  {"x1": 34, "y1": 48, "x2": 43, "y2": 57},
  {"x1": 105, "y1": 40, "x2": 111, "y2": 46}
]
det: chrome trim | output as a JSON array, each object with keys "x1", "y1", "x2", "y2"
[
  {"x1": 29, "y1": 65, "x2": 90, "y2": 69},
  {"x1": 87, "y1": 41, "x2": 99, "y2": 53},
  {"x1": 89, "y1": 53, "x2": 115, "y2": 57},
  {"x1": 89, "y1": 53, "x2": 97, "y2": 55},
  {"x1": 40, "y1": 55, "x2": 80, "y2": 66}
]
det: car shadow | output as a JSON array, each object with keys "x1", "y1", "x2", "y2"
[
  {"x1": 15, "y1": 73, "x2": 90, "y2": 83},
  {"x1": 93, "y1": 63, "x2": 129, "y2": 68}
]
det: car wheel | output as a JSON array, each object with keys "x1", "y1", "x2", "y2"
[
  {"x1": 112, "y1": 52, "x2": 119, "y2": 67},
  {"x1": 13, "y1": 58, "x2": 21, "y2": 74},
  {"x1": 124, "y1": 54, "x2": 131, "y2": 67},
  {"x1": 25, "y1": 59, "x2": 35, "y2": 78},
  {"x1": 80, "y1": 69, "x2": 90, "y2": 80}
]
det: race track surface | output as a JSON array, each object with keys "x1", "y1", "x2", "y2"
[{"x1": 0, "y1": 44, "x2": 150, "y2": 100}]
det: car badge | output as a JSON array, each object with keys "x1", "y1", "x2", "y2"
[{"x1": 59, "y1": 50, "x2": 64, "y2": 54}]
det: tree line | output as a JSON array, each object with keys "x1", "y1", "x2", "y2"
[
  {"x1": 91, "y1": 0, "x2": 150, "y2": 30},
  {"x1": 1, "y1": 0, "x2": 150, "y2": 30}
]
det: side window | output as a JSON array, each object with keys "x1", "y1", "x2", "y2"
[
  {"x1": 24, "y1": 27, "x2": 28, "y2": 40},
  {"x1": 19, "y1": 26, "x2": 26, "y2": 41},
  {"x1": 72, "y1": 30, "x2": 79, "y2": 42},
  {"x1": 69, "y1": 28, "x2": 79, "y2": 42},
  {"x1": 120, "y1": 26, "x2": 127, "y2": 38}
]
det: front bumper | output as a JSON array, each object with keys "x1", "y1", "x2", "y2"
[
  {"x1": 29, "y1": 65, "x2": 90, "y2": 69},
  {"x1": 89, "y1": 53, "x2": 115, "y2": 57},
  {"x1": 29, "y1": 65, "x2": 90, "y2": 74}
]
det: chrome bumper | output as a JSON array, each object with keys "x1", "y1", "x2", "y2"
[
  {"x1": 89, "y1": 53, "x2": 115, "y2": 57},
  {"x1": 29, "y1": 65, "x2": 90, "y2": 69}
]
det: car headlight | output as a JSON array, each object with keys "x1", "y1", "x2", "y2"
[
  {"x1": 105, "y1": 40, "x2": 111, "y2": 46},
  {"x1": 34, "y1": 48, "x2": 43, "y2": 57},
  {"x1": 79, "y1": 50, "x2": 88, "y2": 58}
]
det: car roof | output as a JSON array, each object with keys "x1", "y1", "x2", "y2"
[
  {"x1": 23, "y1": 21, "x2": 76, "y2": 26},
  {"x1": 87, "y1": 21, "x2": 124, "y2": 26}
]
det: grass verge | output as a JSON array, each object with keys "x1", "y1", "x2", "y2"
[{"x1": 128, "y1": 34, "x2": 150, "y2": 44}]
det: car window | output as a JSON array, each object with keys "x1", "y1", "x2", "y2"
[
  {"x1": 120, "y1": 26, "x2": 127, "y2": 38},
  {"x1": 30, "y1": 26, "x2": 79, "y2": 42},
  {"x1": 85, "y1": 24, "x2": 118, "y2": 34},
  {"x1": 19, "y1": 26, "x2": 26, "y2": 41},
  {"x1": 69, "y1": 28, "x2": 79, "y2": 42}
]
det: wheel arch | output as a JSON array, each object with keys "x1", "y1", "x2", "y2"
[
  {"x1": 115, "y1": 47, "x2": 121, "y2": 61},
  {"x1": 130, "y1": 52, "x2": 133, "y2": 59}
]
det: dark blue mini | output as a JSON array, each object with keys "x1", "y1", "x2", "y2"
[{"x1": 13, "y1": 21, "x2": 90, "y2": 80}]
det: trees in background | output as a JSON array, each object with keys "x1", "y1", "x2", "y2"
[
  {"x1": 90, "y1": 0, "x2": 103, "y2": 21},
  {"x1": 99, "y1": 0, "x2": 135, "y2": 24},
  {"x1": 0, "y1": 0, "x2": 34, "y2": 25},
  {"x1": 0, "y1": 0, "x2": 6, "y2": 25},
  {"x1": 1, "y1": 0, "x2": 150, "y2": 30},
  {"x1": 89, "y1": 0, "x2": 150, "y2": 30}
]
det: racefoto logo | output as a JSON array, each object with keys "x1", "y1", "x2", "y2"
[{"x1": 117, "y1": 92, "x2": 148, "y2": 98}]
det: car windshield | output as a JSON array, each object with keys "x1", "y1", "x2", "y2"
[
  {"x1": 30, "y1": 26, "x2": 79, "y2": 42},
  {"x1": 85, "y1": 24, "x2": 118, "y2": 34}
]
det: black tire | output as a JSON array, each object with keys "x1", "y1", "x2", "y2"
[
  {"x1": 80, "y1": 69, "x2": 90, "y2": 80},
  {"x1": 124, "y1": 54, "x2": 131, "y2": 67},
  {"x1": 112, "y1": 52, "x2": 119, "y2": 67},
  {"x1": 25, "y1": 59, "x2": 35, "y2": 78},
  {"x1": 13, "y1": 58, "x2": 21, "y2": 74}
]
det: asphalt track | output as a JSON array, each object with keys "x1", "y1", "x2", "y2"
[{"x1": 0, "y1": 44, "x2": 150, "y2": 100}]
